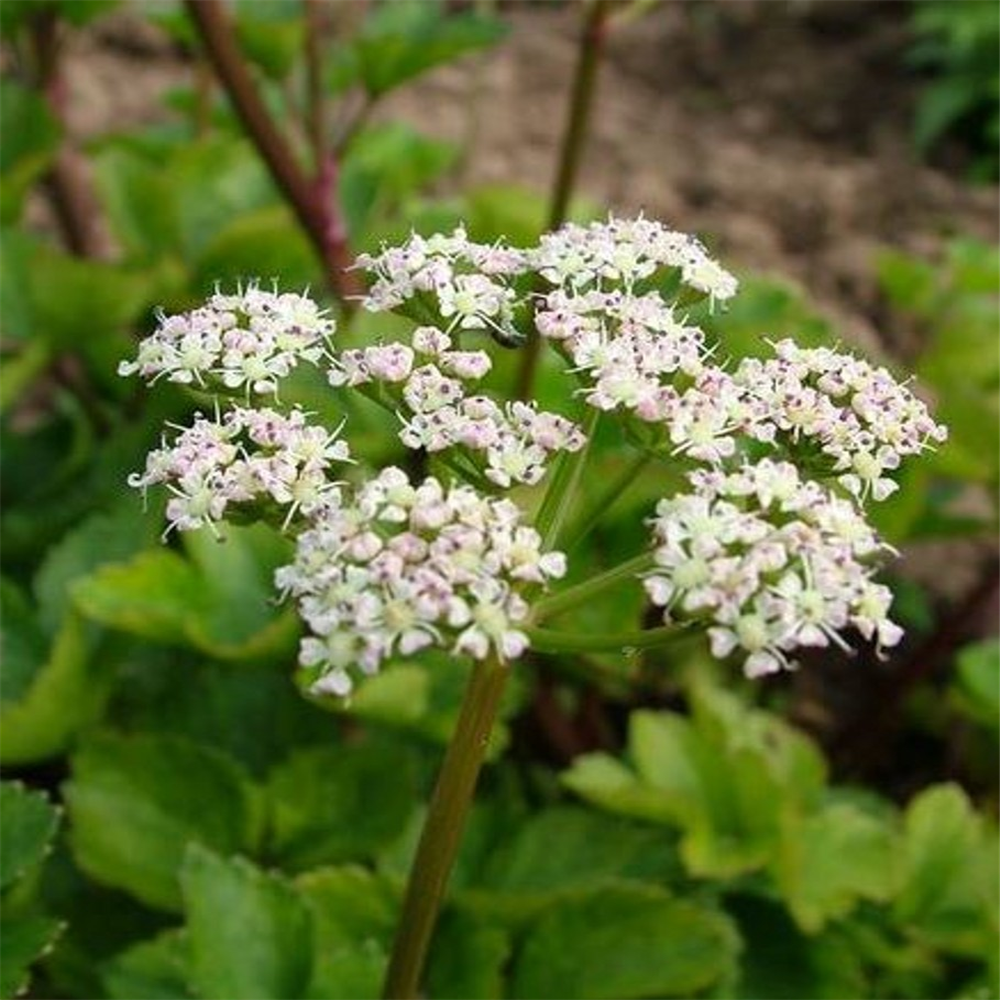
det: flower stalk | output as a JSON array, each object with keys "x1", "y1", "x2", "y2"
[
  {"x1": 533, "y1": 551, "x2": 656, "y2": 623},
  {"x1": 382, "y1": 653, "x2": 509, "y2": 999}
]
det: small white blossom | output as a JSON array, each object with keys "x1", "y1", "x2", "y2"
[
  {"x1": 278, "y1": 469, "x2": 565, "y2": 695},
  {"x1": 119, "y1": 285, "x2": 334, "y2": 395}
]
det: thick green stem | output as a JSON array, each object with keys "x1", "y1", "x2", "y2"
[
  {"x1": 563, "y1": 451, "x2": 652, "y2": 551},
  {"x1": 382, "y1": 654, "x2": 508, "y2": 999},
  {"x1": 533, "y1": 551, "x2": 655, "y2": 623},
  {"x1": 515, "y1": 0, "x2": 612, "y2": 400},
  {"x1": 526, "y1": 623, "x2": 682, "y2": 654}
]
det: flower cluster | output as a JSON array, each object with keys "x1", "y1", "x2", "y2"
[
  {"x1": 531, "y1": 216, "x2": 739, "y2": 302},
  {"x1": 733, "y1": 340, "x2": 948, "y2": 501},
  {"x1": 330, "y1": 324, "x2": 586, "y2": 488},
  {"x1": 643, "y1": 460, "x2": 902, "y2": 677},
  {"x1": 356, "y1": 226, "x2": 527, "y2": 337},
  {"x1": 276, "y1": 468, "x2": 566, "y2": 695},
  {"x1": 118, "y1": 285, "x2": 334, "y2": 394},
  {"x1": 128, "y1": 406, "x2": 350, "y2": 535}
]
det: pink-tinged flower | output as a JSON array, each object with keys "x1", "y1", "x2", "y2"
[
  {"x1": 277, "y1": 468, "x2": 565, "y2": 696},
  {"x1": 128, "y1": 406, "x2": 351, "y2": 536},
  {"x1": 643, "y1": 461, "x2": 901, "y2": 677},
  {"x1": 119, "y1": 285, "x2": 334, "y2": 395}
]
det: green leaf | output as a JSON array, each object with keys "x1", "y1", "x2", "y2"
[
  {"x1": 266, "y1": 738, "x2": 418, "y2": 871},
  {"x1": 953, "y1": 638, "x2": 1000, "y2": 732},
  {"x1": 0, "y1": 611, "x2": 115, "y2": 766},
  {"x1": 774, "y1": 802, "x2": 900, "y2": 932},
  {"x1": 562, "y1": 752, "x2": 676, "y2": 824},
  {"x1": 425, "y1": 912, "x2": 509, "y2": 1000},
  {"x1": 0, "y1": 916, "x2": 63, "y2": 1000},
  {"x1": 73, "y1": 524, "x2": 298, "y2": 662},
  {"x1": 0, "y1": 580, "x2": 49, "y2": 705},
  {"x1": 102, "y1": 930, "x2": 191, "y2": 1000},
  {"x1": 341, "y1": 0, "x2": 507, "y2": 98},
  {"x1": 181, "y1": 844, "x2": 311, "y2": 1000},
  {"x1": 65, "y1": 733, "x2": 262, "y2": 911},
  {"x1": 511, "y1": 885, "x2": 739, "y2": 1000},
  {"x1": 193, "y1": 205, "x2": 318, "y2": 295},
  {"x1": 895, "y1": 783, "x2": 999, "y2": 955},
  {"x1": 0, "y1": 783, "x2": 59, "y2": 891},
  {"x1": 0, "y1": 81, "x2": 59, "y2": 224},
  {"x1": 728, "y1": 895, "x2": 868, "y2": 1000},
  {"x1": 232, "y1": 0, "x2": 305, "y2": 80},
  {"x1": 473, "y1": 806, "x2": 680, "y2": 919},
  {"x1": 33, "y1": 501, "x2": 154, "y2": 636}
]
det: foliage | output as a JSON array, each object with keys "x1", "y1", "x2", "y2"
[
  {"x1": 910, "y1": 0, "x2": 1000, "y2": 181},
  {"x1": 0, "y1": 2, "x2": 997, "y2": 999}
]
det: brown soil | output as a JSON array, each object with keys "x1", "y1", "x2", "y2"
[{"x1": 65, "y1": 1, "x2": 997, "y2": 351}]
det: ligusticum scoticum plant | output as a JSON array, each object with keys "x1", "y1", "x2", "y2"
[{"x1": 120, "y1": 217, "x2": 946, "y2": 696}]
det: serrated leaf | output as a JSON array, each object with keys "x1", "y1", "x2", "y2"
[
  {"x1": 181, "y1": 845, "x2": 311, "y2": 1000},
  {"x1": 101, "y1": 930, "x2": 192, "y2": 1000},
  {"x1": 895, "y1": 783, "x2": 999, "y2": 955},
  {"x1": 65, "y1": 733, "x2": 262, "y2": 911},
  {"x1": 0, "y1": 611, "x2": 115, "y2": 766},
  {"x1": 266, "y1": 739, "x2": 418, "y2": 871},
  {"x1": 73, "y1": 524, "x2": 298, "y2": 662},
  {"x1": 774, "y1": 802, "x2": 899, "y2": 932},
  {"x1": 425, "y1": 912, "x2": 509, "y2": 1000},
  {"x1": 473, "y1": 806, "x2": 680, "y2": 920},
  {"x1": 0, "y1": 915, "x2": 63, "y2": 1000},
  {"x1": 511, "y1": 885, "x2": 739, "y2": 1000},
  {"x1": 728, "y1": 895, "x2": 868, "y2": 1000},
  {"x1": 0, "y1": 782, "x2": 59, "y2": 891},
  {"x1": 562, "y1": 752, "x2": 676, "y2": 824}
]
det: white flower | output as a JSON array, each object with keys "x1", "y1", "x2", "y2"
[{"x1": 279, "y1": 469, "x2": 564, "y2": 695}]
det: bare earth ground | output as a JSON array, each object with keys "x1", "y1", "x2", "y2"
[{"x1": 68, "y1": 1, "x2": 999, "y2": 350}]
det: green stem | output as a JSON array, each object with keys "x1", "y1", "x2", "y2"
[
  {"x1": 535, "y1": 409, "x2": 600, "y2": 551},
  {"x1": 515, "y1": 0, "x2": 612, "y2": 401},
  {"x1": 563, "y1": 451, "x2": 652, "y2": 551},
  {"x1": 533, "y1": 550, "x2": 655, "y2": 623},
  {"x1": 382, "y1": 654, "x2": 508, "y2": 999},
  {"x1": 525, "y1": 623, "x2": 682, "y2": 654}
]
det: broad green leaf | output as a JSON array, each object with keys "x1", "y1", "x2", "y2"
[
  {"x1": 0, "y1": 81, "x2": 59, "y2": 224},
  {"x1": 0, "y1": 580, "x2": 48, "y2": 705},
  {"x1": 425, "y1": 912, "x2": 509, "y2": 1000},
  {"x1": 895, "y1": 784, "x2": 999, "y2": 954},
  {"x1": 562, "y1": 752, "x2": 676, "y2": 824},
  {"x1": 232, "y1": 0, "x2": 304, "y2": 80},
  {"x1": 0, "y1": 611, "x2": 115, "y2": 765},
  {"x1": 33, "y1": 501, "x2": 154, "y2": 635},
  {"x1": 340, "y1": 1, "x2": 507, "y2": 98},
  {"x1": 266, "y1": 739, "x2": 418, "y2": 871},
  {"x1": 0, "y1": 916, "x2": 63, "y2": 1000},
  {"x1": 296, "y1": 865, "x2": 396, "y2": 944},
  {"x1": 181, "y1": 845, "x2": 311, "y2": 1000},
  {"x1": 474, "y1": 806, "x2": 680, "y2": 918},
  {"x1": 102, "y1": 930, "x2": 192, "y2": 1000},
  {"x1": 0, "y1": 782, "x2": 59, "y2": 891},
  {"x1": 65, "y1": 733, "x2": 262, "y2": 911},
  {"x1": 109, "y1": 655, "x2": 332, "y2": 778},
  {"x1": 73, "y1": 524, "x2": 298, "y2": 662},
  {"x1": 774, "y1": 802, "x2": 899, "y2": 932},
  {"x1": 93, "y1": 147, "x2": 181, "y2": 260},
  {"x1": 193, "y1": 205, "x2": 318, "y2": 294},
  {"x1": 953, "y1": 638, "x2": 1000, "y2": 731},
  {"x1": 511, "y1": 885, "x2": 739, "y2": 1000},
  {"x1": 728, "y1": 895, "x2": 868, "y2": 1000}
]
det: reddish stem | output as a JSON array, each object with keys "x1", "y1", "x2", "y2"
[{"x1": 183, "y1": 0, "x2": 361, "y2": 305}]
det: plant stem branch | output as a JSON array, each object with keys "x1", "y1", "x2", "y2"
[
  {"x1": 533, "y1": 550, "x2": 655, "y2": 623},
  {"x1": 183, "y1": 0, "x2": 360, "y2": 306},
  {"x1": 382, "y1": 653, "x2": 508, "y2": 999},
  {"x1": 30, "y1": 8, "x2": 109, "y2": 259},
  {"x1": 563, "y1": 450, "x2": 652, "y2": 551},
  {"x1": 515, "y1": 0, "x2": 612, "y2": 400},
  {"x1": 525, "y1": 623, "x2": 682, "y2": 654}
]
